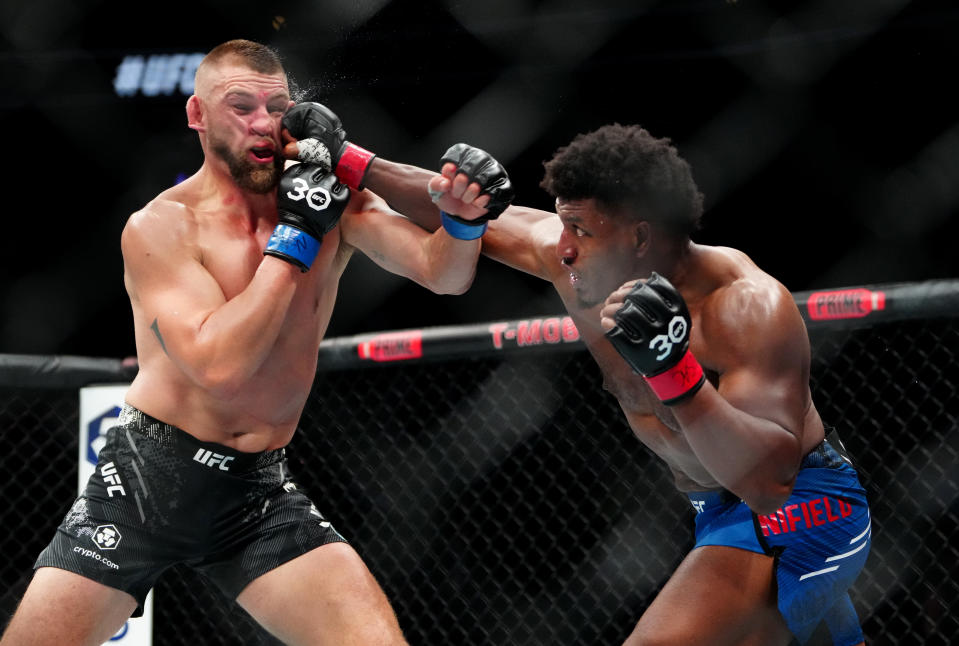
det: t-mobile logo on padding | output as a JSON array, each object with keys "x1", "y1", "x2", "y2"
[{"x1": 193, "y1": 449, "x2": 234, "y2": 471}]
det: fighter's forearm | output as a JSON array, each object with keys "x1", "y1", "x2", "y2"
[
  {"x1": 420, "y1": 233, "x2": 481, "y2": 295},
  {"x1": 362, "y1": 158, "x2": 443, "y2": 232},
  {"x1": 173, "y1": 259, "x2": 300, "y2": 396},
  {"x1": 670, "y1": 385, "x2": 803, "y2": 514}
]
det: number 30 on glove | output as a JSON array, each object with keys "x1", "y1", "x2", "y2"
[{"x1": 604, "y1": 272, "x2": 706, "y2": 405}]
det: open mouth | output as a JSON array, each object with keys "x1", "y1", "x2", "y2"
[{"x1": 250, "y1": 145, "x2": 275, "y2": 162}]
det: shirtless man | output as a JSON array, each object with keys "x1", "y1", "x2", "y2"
[
  {"x1": 332, "y1": 126, "x2": 872, "y2": 644},
  {"x1": 0, "y1": 40, "x2": 511, "y2": 646}
]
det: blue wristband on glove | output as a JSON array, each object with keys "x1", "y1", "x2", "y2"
[
  {"x1": 265, "y1": 224, "x2": 321, "y2": 272},
  {"x1": 441, "y1": 211, "x2": 487, "y2": 240}
]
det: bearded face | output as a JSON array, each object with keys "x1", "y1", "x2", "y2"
[{"x1": 208, "y1": 127, "x2": 284, "y2": 194}]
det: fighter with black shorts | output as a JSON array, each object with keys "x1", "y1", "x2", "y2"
[
  {"x1": 36, "y1": 405, "x2": 346, "y2": 617},
  {"x1": 1, "y1": 39, "x2": 511, "y2": 646}
]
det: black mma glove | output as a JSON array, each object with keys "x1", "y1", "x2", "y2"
[
  {"x1": 437, "y1": 143, "x2": 515, "y2": 240},
  {"x1": 605, "y1": 272, "x2": 706, "y2": 405},
  {"x1": 264, "y1": 164, "x2": 350, "y2": 272},
  {"x1": 282, "y1": 102, "x2": 375, "y2": 191}
]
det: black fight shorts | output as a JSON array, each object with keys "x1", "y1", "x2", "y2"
[{"x1": 35, "y1": 405, "x2": 347, "y2": 616}]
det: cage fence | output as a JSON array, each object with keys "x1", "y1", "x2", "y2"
[{"x1": 0, "y1": 280, "x2": 957, "y2": 645}]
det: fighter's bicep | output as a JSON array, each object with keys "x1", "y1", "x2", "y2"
[
  {"x1": 122, "y1": 218, "x2": 226, "y2": 357},
  {"x1": 708, "y1": 284, "x2": 812, "y2": 433},
  {"x1": 716, "y1": 360, "x2": 808, "y2": 434},
  {"x1": 339, "y1": 203, "x2": 434, "y2": 280},
  {"x1": 483, "y1": 206, "x2": 559, "y2": 280}
]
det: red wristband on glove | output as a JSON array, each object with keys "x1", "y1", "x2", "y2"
[
  {"x1": 644, "y1": 350, "x2": 706, "y2": 405},
  {"x1": 336, "y1": 143, "x2": 376, "y2": 191}
]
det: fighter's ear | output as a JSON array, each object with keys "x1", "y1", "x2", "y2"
[
  {"x1": 186, "y1": 95, "x2": 205, "y2": 132},
  {"x1": 634, "y1": 221, "x2": 650, "y2": 258}
]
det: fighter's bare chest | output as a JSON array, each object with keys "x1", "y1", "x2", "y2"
[
  {"x1": 577, "y1": 310, "x2": 716, "y2": 435},
  {"x1": 592, "y1": 342, "x2": 721, "y2": 481},
  {"x1": 199, "y1": 232, "x2": 270, "y2": 297},
  {"x1": 592, "y1": 342, "x2": 680, "y2": 427},
  {"x1": 199, "y1": 229, "x2": 331, "y2": 316}
]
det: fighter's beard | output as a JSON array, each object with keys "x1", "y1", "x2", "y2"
[{"x1": 211, "y1": 137, "x2": 283, "y2": 194}]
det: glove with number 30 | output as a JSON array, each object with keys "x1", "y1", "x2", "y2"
[
  {"x1": 604, "y1": 272, "x2": 706, "y2": 405},
  {"x1": 264, "y1": 163, "x2": 350, "y2": 272}
]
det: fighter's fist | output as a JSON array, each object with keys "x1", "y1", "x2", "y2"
[
  {"x1": 281, "y1": 102, "x2": 375, "y2": 191},
  {"x1": 264, "y1": 164, "x2": 350, "y2": 272},
  {"x1": 428, "y1": 143, "x2": 514, "y2": 240},
  {"x1": 438, "y1": 143, "x2": 514, "y2": 221},
  {"x1": 282, "y1": 102, "x2": 347, "y2": 167},
  {"x1": 602, "y1": 272, "x2": 706, "y2": 405}
]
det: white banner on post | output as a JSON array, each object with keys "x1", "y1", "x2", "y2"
[{"x1": 79, "y1": 385, "x2": 154, "y2": 646}]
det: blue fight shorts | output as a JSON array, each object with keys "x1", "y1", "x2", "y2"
[{"x1": 686, "y1": 434, "x2": 871, "y2": 646}]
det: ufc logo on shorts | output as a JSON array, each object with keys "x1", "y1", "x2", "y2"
[
  {"x1": 193, "y1": 449, "x2": 234, "y2": 471},
  {"x1": 100, "y1": 462, "x2": 126, "y2": 498}
]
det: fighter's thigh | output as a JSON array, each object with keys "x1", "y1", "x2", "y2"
[
  {"x1": 237, "y1": 542, "x2": 407, "y2": 646},
  {"x1": 624, "y1": 545, "x2": 792, "y2": 646},
  {"x1": 1, "y1": 567, "x2": 136, "y2": 646}
]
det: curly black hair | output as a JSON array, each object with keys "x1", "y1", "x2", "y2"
[{"x1": 540, "y1": 124, "x2": 704, "y2": 236}]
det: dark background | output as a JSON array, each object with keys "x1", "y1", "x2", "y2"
[{"x1": 2, "y1": 0, "x2": 958, "y2": 358}]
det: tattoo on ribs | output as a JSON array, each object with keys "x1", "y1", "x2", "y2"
[{"x1": 150, "y1": 318, "x2": 169, "y2": 355}]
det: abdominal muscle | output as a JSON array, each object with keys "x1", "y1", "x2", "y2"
[
  {"x1": 125, "y1": 353, "x2": 317, "y2": 453},
  {"x1": 592, "y1": 340, "x2": 723, "y2": 492},
  {"x1": 620, "y1": 405, "x2": 723, "y2": 492}
]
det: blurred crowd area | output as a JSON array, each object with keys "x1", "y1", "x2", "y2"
[{"x1": 1, "y1": 0, "x2": 957, "y2": 356}]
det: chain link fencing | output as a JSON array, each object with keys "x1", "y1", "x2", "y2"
[{"x1": 1, "y1": 281, "x2": 957, "y2": 645}]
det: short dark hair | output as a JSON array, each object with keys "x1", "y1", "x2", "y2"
[
  {"x1": 540, "y1": 124, "x2": 704, "y2": 236},
  {"x1": 202, "y1": 39, "x2": 285, "y2": 76}
]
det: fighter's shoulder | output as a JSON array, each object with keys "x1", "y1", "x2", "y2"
[
  {"x1": 122, "y1": 193, "x2": 199, "y2": 255},
  {"x1": 699, "y1": 246, "x2": 798, "y2": 334},
  {"x1": 343, "y1": 184, "x2": 388, "y2": 217},
  {"x1": 332, "y1": 187, "x2": 385, "y2": 257},
  {"x1": 485, "y1": 205, "x2": 561, "y2": 278},
  {"x1": 494, "y1": 205, "x2": 560, "y2": 233},
  {"x1": 696, "y1": 247, "x2": 808, "y2": 376},
  {"x1": 336, "y1": 185, "x2": 402, "y2": 238}
]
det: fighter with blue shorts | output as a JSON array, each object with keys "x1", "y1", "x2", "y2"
[
  {"x1": 688, "y1": 434, "x2": 870, "y2": 645},
  {"x1": 398, "y1": 132, "x2": 876, "y2": 644}
]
